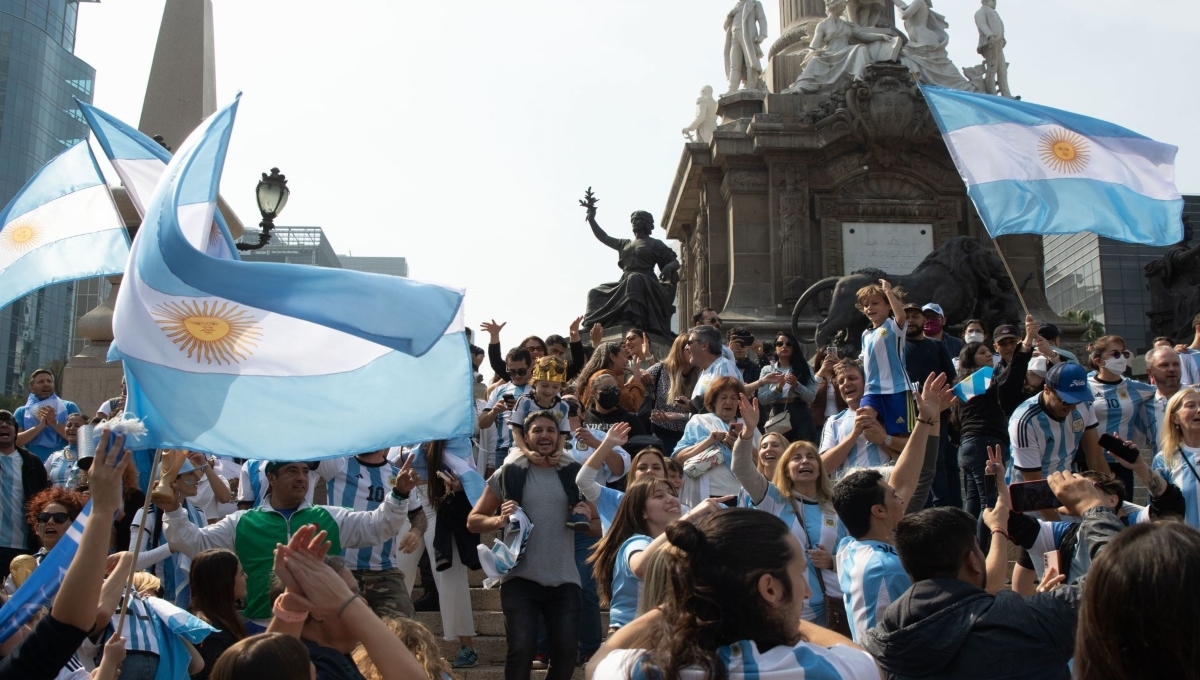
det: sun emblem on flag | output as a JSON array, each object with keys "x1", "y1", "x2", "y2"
[
  {"x1": 151, "y1": 300, "x2": 263, "y2": 365},
  {"x1": 0, "y1": 217, "x2": 42, "y2": 253},
  {"x1": 1038, "y1": 128, "x2": 1091, "y2": 174}
]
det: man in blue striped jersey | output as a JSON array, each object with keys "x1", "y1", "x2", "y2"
[
  {"x1": 1008, "y1": 362, "x2": 1109, "y2": 520},
  {"x1": 834, "y1": 373, "x2": 952, "y2": 642},
  {"x1": 324, "y1": 450, "x2": 426, "y2": 620}
]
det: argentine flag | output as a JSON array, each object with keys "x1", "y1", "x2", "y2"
[
  {"x1": 144, "y1": 596, "x2": 216, "y2": 680},
  {"x1": 0, "y1": 502, "x2": 92, "y2": 644},
  {"x1": 954, "y1": 366, "x2": 994, "y2": 403},
  {"x1": 921, "y1": 86, "x2": 1183, "y2": 247},
  {"x1": 0, "y1": 142, "x2": 128, "y2": 310},
  {"x1": 111, "y1": 96, "x2": 475, "y2": 460}
]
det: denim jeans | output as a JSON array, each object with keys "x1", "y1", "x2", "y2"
[
  {"x1": 117, "y1": 651, "x2": 159, "y2": 680},
  {"x1": 502, "y1": 577, "x2": 581, "y2": 680},
  {"x1": 536, "y1": 532, "x2": 601, "y2": 658},
  {"x1": 960, "y1": 436, "x2": 1009, "y2": 518}
]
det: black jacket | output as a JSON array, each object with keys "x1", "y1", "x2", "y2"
[{"x1": 14, "y1": 446, "x2": 50, "y2": 551}]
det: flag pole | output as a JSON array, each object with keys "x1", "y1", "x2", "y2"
[
  {"x1": 114, "y1": 446, "x2": 163, "y2": 635},
  {"x1": 990, "y1": 237, "x2": 1031, "y2": 320}
]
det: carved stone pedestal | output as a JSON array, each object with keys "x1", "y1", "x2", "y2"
[{"x1": 61, "y1": 276, "x2": 124, "y2": 415}]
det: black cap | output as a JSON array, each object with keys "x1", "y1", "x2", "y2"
[
  {"x1": 1038, "y1": 323, "x2": 1061, "y2": 341},
  {"x1": 902, "y1": 302, "x2": 923, "y2": 312},
  {"x1": 993, "y1": 325, "x2": 1019, "y2": 341},
  {"x1": 265, "y1": 461, "x2": 320, "y2": 474}
]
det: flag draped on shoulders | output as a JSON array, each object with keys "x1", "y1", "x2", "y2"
[
  {"x1": 107, "y1": 96, "x2": 474, "y2": 460},
  {"x1": 921, "y1": 85, "x2": 1183, "y2": 246},
  {"x1": 0, "y1": 142, "x2": 128, "y2": 310}
]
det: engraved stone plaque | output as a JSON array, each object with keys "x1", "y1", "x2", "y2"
[{"x1": 842, "y1": 223, "x2": 934, "y2": 275}]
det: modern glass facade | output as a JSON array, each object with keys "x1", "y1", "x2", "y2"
[
  {"x1": 1045, "y1": 195, "x2": 1200, "y2": 352},
  {"x1": 237, "y1": 226, "x2": 343, "y2": 269},
  {"x1": 0, "y1": 0, "x2": 95, "y2": 393}
]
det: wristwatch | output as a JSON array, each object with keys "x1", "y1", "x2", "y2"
[{"x1": 884, "y1": 435, "x2": 894, "y2": 448}]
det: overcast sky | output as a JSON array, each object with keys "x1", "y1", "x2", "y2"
[{"x1": 73, "y1": 1, "x2": 1200, "y2": 349}]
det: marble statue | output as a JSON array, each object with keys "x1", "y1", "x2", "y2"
[
  {"x1": 682, "y1": 86, "x2": 719, "y2": 144},
  {"x1": 848, "y1": 0, "x2": 892, "y2": 28},
  {"x1": 579, "y1": 189, "x2": 680, "y2": 339},
  {"x1": 893, "y1": 0, "x2": 975, "y2": 90},
  {"x1": 724, "y1": 0, "x2": 768, "y2": 94},
  {"x1": 975, "y1": 0, "x2": 1011, "y2": 97},
  {"x1": 784, "y1": 0, "x2": 902, "y2": 95}
]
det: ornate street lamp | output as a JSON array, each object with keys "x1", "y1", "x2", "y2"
[{"x1": 238, "y1": 167, "x2": 290, "y2": 251}]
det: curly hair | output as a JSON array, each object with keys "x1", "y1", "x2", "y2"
[
  {"x1": 353, "y1": 617, "x2": 456, "y2": 680},
  {"x1": 25, "y1": 487, "x2": 87, "y2": 531}
]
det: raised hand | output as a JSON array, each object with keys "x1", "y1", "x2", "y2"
[
  {"x1": 1023, "y1": 314, "x2": 1040, "y2": 346},
  {"x1": 589, "y1": 323, "x2": 604, "y2": 347},
  {"x1": 574, "y1": 427, "x2": 602, "y2": 449},
  {"x1": 569, "y1": 316, "x2": 583, "y2": 337},
  {"x1": 392, "y1": 454, "x2": 419, "y2": 495},
  {"x1": 282, "y1": 549, "x2": 356, "y2": 614},
  {"x1": 737, "y1": 394, "x2": 760, "y2": 433},
  {"x1": 684, "y1": 495, "x2": 734, "y2": 519},
  {"x1": 480, "y1": 319, "x2": 506, "y2": 343},
  {"x1": 915, "y1": 372, "x2": 956, "y2": 419},
  {"x1": 87, "y1": 431, "x2": 129, "y2": 514},
  {"x1": 602, "y1": 422, "x2": 631, "y2": 448}
]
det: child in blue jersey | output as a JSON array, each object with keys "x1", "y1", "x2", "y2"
[
  {"x1": 1085, "y1": 335, "x2": 1156, "y2": 495},
  {"x1": 511, "y1": 356, "x2": 570, "y2": 454},
  {"x1": 856, "y1": 280, "x2": 914, "y2": 438}
]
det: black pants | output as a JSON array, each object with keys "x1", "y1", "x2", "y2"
[{"x1": 501, "y1": 577, "x2": 581, "y2": 680}]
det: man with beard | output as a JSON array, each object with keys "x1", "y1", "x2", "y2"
[
  {"x1": 468, "y1": 411, "x2": 598, "y2": 680},
  {"x1": 156, "y1": 460, "x2": 419, "y2": 630},
  {"x1": 0, "y1": 410, "x2": 49, "y2": 578},
  {"x1": 14, "y1": 369, "x2": 81, "y2": 462},
  {"x1": 902, "y1": 303, "x2": 957, "y2": 507}
]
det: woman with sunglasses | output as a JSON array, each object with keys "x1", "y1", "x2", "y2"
[
  {"x1": 755, "y1": 332, "x2": 818, "y2": 444},
  {"x1": 4, "y1": 487, "x2": 87, "y2": 594},
  {"x1": 1087, "y1": 335, "x2": 1157, "y2": 498}
]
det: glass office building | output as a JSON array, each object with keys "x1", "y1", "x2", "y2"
[
  {"x1": 1044, "y1": 195, "x2": 1200, "y2": 352},
  {"x1": 0, "y1": 0, "x2": 96, "y2": 393},
  {"x1": 338, "y1": 255, "x2": 408, "y2": 278},
  {"x1": 237, "y1": 226, "x2": 343, "y2": 269}
]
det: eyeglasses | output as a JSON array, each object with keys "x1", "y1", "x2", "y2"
[
  {"x1": 508, "y1": 367, "x2": 529, "y2": 377},
  {"x1": 1108, "y1": 350, "x2": 1132, "y2": 359},
  {"x1": 37, "y1": 512, "x2": 69, "y2": 524}
]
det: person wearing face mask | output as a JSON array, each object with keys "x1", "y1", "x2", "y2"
[
  {"x1": 962, "y1": 319, "x2": 987, "y2": 347},
  {"x1": 922, "y1": 303, "x2": 964, "y2": 362},
  {"x1": 1086, "y1": 335, "x2": 1157, "y2": 498},
  {"x1": 582, "y1": 374, "x2": 646, "y2": 437}
]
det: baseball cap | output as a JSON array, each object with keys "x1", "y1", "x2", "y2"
[
  {"x1": 265, "y1": 461, "x2": 319, "y2": 474},
  {"x1": 993, "y1": 324, "x2": 1018, "y2": 342},
  {"x1": 1038, "y1": 323, "x2": 1061, "y2": 342},
  {"x1": 903, "y1": 303, "x2": 922, "y2": 312},
  {"x1": 921, "y1": 303, "x2": 945, "y2": 318},
  {"x1": 1045, "y1": 362, "x2": 1093, "y2": 404}
]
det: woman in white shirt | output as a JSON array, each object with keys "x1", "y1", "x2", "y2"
[{"x1": 671, "y1": 376, "x2": 759, "y2": 507}]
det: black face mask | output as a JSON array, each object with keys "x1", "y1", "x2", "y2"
[
  {"x1": 597, "y1": 386, "x2": 622, "y2": 410},
  {"x1": 567, "y1": 402, "x2": 580, "y2": 418}
]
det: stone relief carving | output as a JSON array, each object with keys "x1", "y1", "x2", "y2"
[
  {"x1": 845, "y1": 63, "x2": 936, "y2": 166},
  {"x1": 692, "y1": 190, "x2": 711, "y2": 312},
  {"x1": 777, "y1": 165, "x2": 809, "y2": 299}
]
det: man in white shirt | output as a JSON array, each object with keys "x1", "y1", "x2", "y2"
[{"x1": 688, "y1": 325, "x2": 741, "y2": 403}]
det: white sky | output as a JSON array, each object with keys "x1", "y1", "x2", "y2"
[{"x1": 73, "y1": 1, "x2": 1200, "y2": 348}]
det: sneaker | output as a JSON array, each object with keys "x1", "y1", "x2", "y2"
[
  {"x1": 531, "y1": 653, "x2": 549, "y2": 670},
  {"x1": 566, "y1": 512, "x2": 591, "y2": 532},
  {"x1": 451, "y1": 647, "x2": 478, "y2": 669}
]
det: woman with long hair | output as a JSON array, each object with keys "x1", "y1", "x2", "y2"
[
  {"x1": 353, "y1": 617, "x2": 457, "y2": 680},
  {"x1": 577, "y1": 423, "x2": 675, "y2": 532},
  {"x1": 588, "y1": 508, "x2": 877, "y2": 680},
  {"x1": 754, "y1": 432, "x2": 788, "y2": 482},
  {"x1": 756, "y1": 332, "x2": 818, "y2": 443},
  {"x1": 671, "y1": 376, "x2": 758, "y2": 507},
  {"x1": 209, "y1": 633, "x2": 314, "y2": 680},
  {"x1": 1086, "y1": 335, "x2": 1157, "y2": 498},
  {"x1": 731, "y1": 395, "x2": 846, "y2": 627},
  {"x1": 189, "y1": 549, "x2": 248, "y2": 680},
  {"x1": 1076, "y1": 522, "x2": 1200, "y2": 680},
  {"x1": 574, "y1": 341, "x2": 644, "y2": 413},
  {"x1": 645, "y1": 335, "x2": 698, "y2": 452},
  {"x1": 589, "y1": 479, "x2": 725, "y2": 632},
  {"x1": 1151, "y1": 387, "x2": 1200, "y2": 529}
]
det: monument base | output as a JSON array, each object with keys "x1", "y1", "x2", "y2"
[{"x1": 61, "y1": 346, "x2": 122, "y2": 416}]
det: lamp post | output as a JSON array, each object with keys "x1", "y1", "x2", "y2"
[{"x1": 238, "y1": 167, "x2": 290, "y2": 251}]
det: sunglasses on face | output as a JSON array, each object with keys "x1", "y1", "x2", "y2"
[
  {"x1": 508, "y1": 367, "x2": 529, "y2": 377},
  {"x1": 1108, "y1": 351, "x2": 1132, "y2": 359},
  {"x1": 524, "y1": 345, "x2": 544, "y2": 353},
  {"x1": 774, "y1": 341, "x2": 793, "y2": 348},
  {"x1": 37, "y1": 512, "x2": 69, "y2": 524}
]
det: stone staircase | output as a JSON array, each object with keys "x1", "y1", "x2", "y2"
[{"x1": 415, "y1": 569, "x2": 605, "y2": 680}]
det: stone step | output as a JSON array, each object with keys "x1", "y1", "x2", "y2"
[
  {"x1": 417, "y1": 609, "x2": 610, "y2": 638},
  {"x1": 439, "y1": 635, "x2": 507, "y2": 665},
  {"x1": 456, "y1": 666, "x2": 583, "y2": 680}
]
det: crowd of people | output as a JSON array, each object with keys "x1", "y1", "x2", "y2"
[{"x1": 1, "y1": 287, "x2": 1200, "y2": 680}]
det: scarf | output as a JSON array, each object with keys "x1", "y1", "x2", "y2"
[{"x1": 23, "y1": 392, "x2": 66, "y2": 450}]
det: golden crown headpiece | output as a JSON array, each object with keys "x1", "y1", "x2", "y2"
[{"x1": 532, "y1": 356, "x2": 567, "y2": 384}]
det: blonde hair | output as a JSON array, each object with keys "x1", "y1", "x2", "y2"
[
  {"x1": 757, "y1": 433, "x2": 789, "y2": 476},
  {"x1": 131, "y1": 572, "x2": 161, "y2": 598},
  {"x1": 1162, "y1": 388, "x2": 1200, "y2": 469},
  {"x1": 352, "y1": 617, "x2": 455, "y2": 680},
  {"x1": 636, "y1": 544, "x2": 681, "y2": 617},
  {"x1": 665, "y1": 334, "x2": 694, "y2": 403},
  {"x1": 771, "y1": 440, "x2": 834, "y2": 507},
  {"x1": 855, "y1": 284, "x2": 905, "y2": 312}
]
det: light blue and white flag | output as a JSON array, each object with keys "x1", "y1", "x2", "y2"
[
  {"x1": 77, "y1": 100, "x2": 237, "y2": 259},
  {"x1": 111, "y1": 96, "x2": 474, "y2": 460},
  {"x1": 921, "y1": 86, "x2": 1183, "y2": 246},
  {"x1": 144, "y1": 596, "x2": 216, "y2": 680},
  {"x1": 476, "y1": 507, "x2": 533, "y2": 589},
  {"x1": 0, "y1": 142, "x2": 128, "y2": 310},
  {"x1": 954, "y1": 366, "x2": 994, "y2": 403},
  {"x1": 0, "y1": 502, "x2": 92, "y2": 644}
]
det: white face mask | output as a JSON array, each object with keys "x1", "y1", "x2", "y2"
[
  {"x1": 965, "y1": 331, "x2": 985, "y2": 344},
  {"x1": 1104, "y1": 356, "x2": 1128, "y2": 375}
]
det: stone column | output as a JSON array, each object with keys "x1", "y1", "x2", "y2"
[
  {"x1": 139, "y1": 0, "x2": 216, "y2": 149},
  {"x1": 779, "y1": 0, "x2": 826, "y2": 33},
  {"x1": 768, "y1": 2, "x2": 827, "y2": 93},
  {"x1": 719, "y1": 169, "x2": 774, "y2": 320},
  {"x1": 61, "y1": 276, "x2": 124, "y2": 415}
]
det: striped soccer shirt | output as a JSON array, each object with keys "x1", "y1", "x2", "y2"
[
  {"x1": 1008, "y1": 395, "x2": 1097, "y2": 481},
  {"x1": 1152, "y1": 446, "x2": 1200, "y2": 530},
  {"x1": 0, "y1": 452, "x2": 26, "y2": 549},
  {"x1": 860, "y1": 318, "x2": 910, "y2": 395},
  {"x1": 837, "y1": 536, "x2": 910, "y2": 643},
  {"x1": 751, "y1": 486, "x2": 846, "y2": 624},
  {"x1": 324, "y1": 456, "x2": 408, "y2": 572},
  {"x1": 1087, "y1": 373, "x2": 1156, "y2": 453},
  {"x1": 820, "y1": 409, "x2": 891, "y2": 478}
]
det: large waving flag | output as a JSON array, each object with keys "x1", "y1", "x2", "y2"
[
  {"x1": 111, "y1": 96, "x2": 474, "y2": 460},
  {"x1": 0, "y1": 502, "x2": 92, "y2": 644},
  {"x1": 0, "y1": 142, "x2": 128, "y2": 310},
  {"x1": 954, "y1": 366, "x2": 994, "y2": 403},
  {"x1": 921, "y1": 86, "x2": 1183, "y2": 246},
  {"x1": 78, "y1": 100, "x2": 237, "y2": 259}
]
